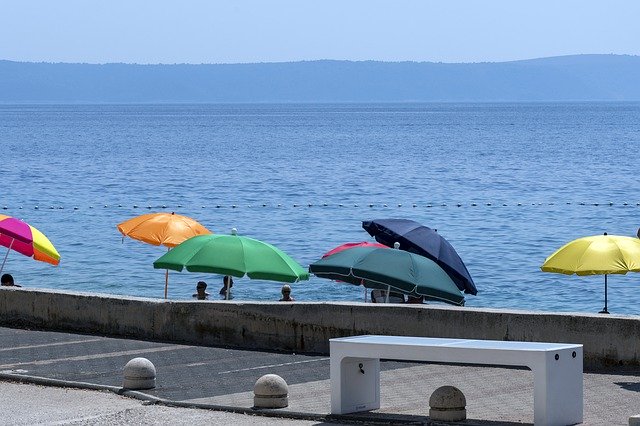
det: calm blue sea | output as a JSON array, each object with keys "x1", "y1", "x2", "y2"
[{"x1": 1, "y1": 103, "x2": 639, "y2": 315}]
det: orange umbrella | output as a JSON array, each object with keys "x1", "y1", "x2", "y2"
[{"x1": 117, "y1": 212, "x2": 212, "y2": 298}]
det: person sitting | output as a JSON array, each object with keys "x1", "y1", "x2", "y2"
[
  {"x1": 1, "y1": 273, "x2": 20, "y2": 287},
  {"x1": 279, "y1": 284, "x2": 295, "y2": 302},
  {"x1": 192, "y1": 281, "x2": 209, "y2": 300},
  {"x1": 406, "y1": 295, "x2": 425, "y2": 304},
  {"x1": 220, "y1": 275, "x2": 233, "y2": 300}
]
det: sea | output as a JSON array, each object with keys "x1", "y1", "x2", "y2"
[{"x1": 1, "y1": 103, "x2": 639, "y2": 315}]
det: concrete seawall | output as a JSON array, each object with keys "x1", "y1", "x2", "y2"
[{"x1": 1, "y1": 288, "x2": 638, "y2": 368}]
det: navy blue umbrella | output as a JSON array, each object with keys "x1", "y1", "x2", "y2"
[{"x1": 362, "y1": 219, "x2": 477, "y2": 295}]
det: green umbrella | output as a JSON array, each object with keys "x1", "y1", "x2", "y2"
[
  {"x1": 153, "y1": 229, "x2": 309, "y2": 288},
  {"x1": 309, "y1": 246, "x2": 465, "y2": 306}
]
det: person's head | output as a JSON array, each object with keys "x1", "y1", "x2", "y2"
[
  {"x1": 1, "y1": 274, "x2": 14, "y2": 286},
  {"x1": 223, "y1": 276, "x2": 233, "y2": 287},
  {"x1": 195, "y1": 281, "x2": 208, "y2": 299},
  {"x1": 281, "y1": 284, "x2": 292, "y2": 299}
]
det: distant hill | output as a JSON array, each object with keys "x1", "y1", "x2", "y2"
[{"x1": 1, "y1": 55, "x2": 639, "y2": 103}]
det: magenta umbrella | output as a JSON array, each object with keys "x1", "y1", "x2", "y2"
[
  {"x1": 0, "y1": 214, "x2": 60, "y2": 275},
  {"x1": 321, "y1": 242, "x2": 388, "y2": 302}
]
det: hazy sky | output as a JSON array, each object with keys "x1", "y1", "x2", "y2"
[{"x1": 2, "y1": 0, "x2": 639, "y2": 64}]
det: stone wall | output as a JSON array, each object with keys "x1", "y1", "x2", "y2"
[{"x1": 1, "y1": 287, "x2": 638, "y2": 367}]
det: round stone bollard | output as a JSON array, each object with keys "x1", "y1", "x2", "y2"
[
  {"x1": 123, "y1": 357, "x2": 156, "y2": 390},
  {"x1": 429, "y1": 385, "x2": 466, "y2": 422},
  {"x1": 253, "y1": 374, "x2": 288, "y2": 408}
]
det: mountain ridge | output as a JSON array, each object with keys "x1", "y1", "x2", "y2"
[{"x1": 1, "y1": 54, "x2": 639, "y2": 102}]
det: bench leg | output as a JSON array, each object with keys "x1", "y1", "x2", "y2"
[
  {"x1": 330, "y1": 356, "x2": 380, "y2": 414},
  {"x1": 532, "y1": 348, "x2": 583, "y2": 426}
]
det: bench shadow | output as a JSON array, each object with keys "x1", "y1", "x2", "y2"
[
  {"x1": 587, "y1": 365, "x2": 640, "y2": 393},
  {"x1": 615, "y1": 381, "x2": 640, "y2": 392},
  {"x1": 319, "y1": 412, "x2": 531, "y2": 425}
]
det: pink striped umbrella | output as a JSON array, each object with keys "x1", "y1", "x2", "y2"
[{"x1": 0, "y1": 214, "x2": 60, "y2": 274}]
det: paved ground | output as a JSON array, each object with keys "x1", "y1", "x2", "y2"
[
  {"x1": 1, "y1": 326, "x2": 639, "y2": 425},
  {"x1": 1, "y1": 381, "x2": 324, "y2": 425}
]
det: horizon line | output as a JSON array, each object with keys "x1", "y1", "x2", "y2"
[{"x1": 1, "y1": 53, "x2": 638, "y2": 67}]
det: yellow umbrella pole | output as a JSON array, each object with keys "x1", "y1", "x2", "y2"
[{"x1": 599, "y1": 274, "x2": 609, "y2": 314}]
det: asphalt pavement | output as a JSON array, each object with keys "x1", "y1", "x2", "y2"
[{"x1": 1, "y1": 326, "x2": 639, "y2": 425}]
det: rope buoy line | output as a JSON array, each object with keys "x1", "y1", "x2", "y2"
[{"x1": 0, "y1": 201, "x2": 638, "y2": 211}]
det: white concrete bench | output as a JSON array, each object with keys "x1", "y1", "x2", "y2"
[{"x1": 330, "y1": 335, "x2": 582, "y2": 426}]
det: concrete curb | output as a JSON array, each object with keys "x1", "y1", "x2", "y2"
[
  {"x1": 0, "y1": 372, "x2": 161, "y2": 402},
  {"x1": 0, "y1": 372, "x2": 510, "y2": 425},
  {"x1": 0, "y1": 372, "x2": 439, "y2": 425}
]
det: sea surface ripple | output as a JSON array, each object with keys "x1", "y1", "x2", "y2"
[{"x1": 1, "y1": 103, "x2": 639, "y2": 315}]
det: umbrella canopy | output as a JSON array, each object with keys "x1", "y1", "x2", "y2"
[
  {"x1": 362, "y1": 219, "x2": 477, "y2": 295},
  {"x1": 321, "y1": 241, "x2": 387, "y2": 302},
  {"x1": 117, "y1": 212, "x2": 212, "y2": 298},
  {"x1": 322, "y1": 241, "x2": 387, "y2": 258},
  {"x1": 309, "y1": 246, "x2": 465, "y2": 306},
  {"x1": 541, "y1": 233, "x2": 640, "y2": 313},
  {"x1": 0, "y1": 214, "x2": 60, "y2": 274},
  {"x1": 117, "y1": 212, "x2": 212, "y2": 248},
  {"x1": 153, "y1": 229, "x2": 309, "y2": 284}
]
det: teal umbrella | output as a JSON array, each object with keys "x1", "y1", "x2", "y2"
[
  {"x1": 309, "y1": 246, "x2": 464, "y2": 306},
  {"x1": 154, "y1": 229, "x2": 309, "y2": 288}
]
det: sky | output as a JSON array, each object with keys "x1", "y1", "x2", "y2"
[{"x1": 1, "y1": 0, "x2": 639, "y2": 64}]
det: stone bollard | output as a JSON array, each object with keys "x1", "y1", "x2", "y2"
[
  {"x1": 123, "y1": 357, "x2": 156, "y2": 390},
  {"x1": 429, "y1": 385, "x2": 466, "y2": 422},
  {"x1": 253, "y1": 374, "x2": 288, "y2": 408},
  {"x1": 630, "y1": 414, "x2": 640, "y2": 426}
]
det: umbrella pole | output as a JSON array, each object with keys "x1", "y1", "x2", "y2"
[
  {"x1": 599, "y1": 274, "x2": 609, "y2": 314},
  {"x1": 385, "y1": 285, "x2": 390, "y2": 303},
  {"x1": 364, "y1": 286, "x2": 367, "y2": 302},
  {"x1": 164, "y1": 269, "x2": 169, "y2": 299},
  {"x1": 0, "y1": 238, "x2": 14, "y2": 276},
  {"x1": 226, "y1": 279, "x2": 230, "y2": 300},
  {"x1": 164, "y1": 247, "x2": 170, "y2": 299}
]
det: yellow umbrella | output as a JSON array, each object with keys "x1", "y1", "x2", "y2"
[
  {"x1": 541, "y1": 233, "x2": 640, "y2": 314},
  {"x1": 117, "y1": 212, "x2": 212, "y2": 298}
]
